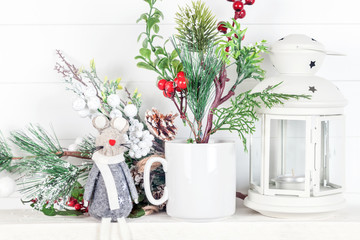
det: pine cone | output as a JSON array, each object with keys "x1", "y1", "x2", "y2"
[{"x1": 145, "y1": 108, "x2": 178, "y2": 141}]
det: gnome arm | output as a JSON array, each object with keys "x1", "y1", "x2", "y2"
[
  {"x1": 84, "y1": 164, "x2": 100, "y2": 202},
  {"x1": 120, "y1": 162, "x2": 139, "y2": 203}
]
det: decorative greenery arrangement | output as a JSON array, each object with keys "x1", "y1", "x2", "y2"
[
  {"x1": 0, "y1": 53, "x2": 173, "y2": 217},
  {"x1": 136, "y1": 0, "x2": 309, "y2": 145}
]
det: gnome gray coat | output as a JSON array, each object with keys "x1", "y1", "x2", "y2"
[{"x1": 84, "y1": 115, "x2": 139, "y2": 222}]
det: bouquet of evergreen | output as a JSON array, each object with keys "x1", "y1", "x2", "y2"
[{"x1": 136, "y1": 0, "x2": 309, "y2": 145}]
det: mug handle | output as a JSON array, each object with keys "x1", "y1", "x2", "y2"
[{"x1": 143, "y1": 157, "x2": 169, "y2": 205}]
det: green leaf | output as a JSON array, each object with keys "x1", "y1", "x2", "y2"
[
  {"x1": 140, "y1": 48, "x2": 151, "y2": 60},
  {"x1": 169, "y1": 49, "x2": 178, "y2": 61},
  {"x1": 71, "y1": 181, "x2": 84, "y2": 199},
  {"x1": 128, "y1": 208, "x2": 146, "y2": 218},
  {"x1": 137, "y1": 62, "x2": 154, "y2": 70},
  {"x1": 157, "y1": 57, "x2": 168, "y2": 71},
  {"x1": 55, "y1": 210, "x2": 84, "y2": 216},
  {"x1": 137, "y1": 32, "x2": 147, "y2": 42},
  {"x1": 147, "y1": 17, "x2": 160, "y2": 32},
  {"x1": 136, "y1": 13, "x2": 148, "y2": 23},
  {"x1": 42, "y1": 205, "x2": 56, "y2": 216},
  {"x1": 155, "y1": 48, "x2": 165, "y2": 55},
  {"x1": 142, "y1": 38, "x2": 148, "y2": 48},
  {"x1": 153, "y1": 24, "x2": 160, "y2": 34},
  {"x1": 151, "y1": 35, "x2": 163, "y2": 42}
]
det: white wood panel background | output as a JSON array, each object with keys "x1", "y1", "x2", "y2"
[{"x1": 0, "y1": 0, "x2": 360, "y2": 196}]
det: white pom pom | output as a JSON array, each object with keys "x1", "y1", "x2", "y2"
[
  {"x1": 72, "y1": 98, "x2": 86, "y2": 111},
  {"x1": 87, "y1": 97, "x2": 101, "y2": 110},
  {"x1": 143, "y1": 130, "x2": 150, "y2": 137},
  {"x1": 107, "y1": 94, "x2": 121, "y2": 108},
  {"x1": 110, "y1": 109, "x2": 122, "y2": 119},
  {"x1": 84, "y1": 87, "x2": 97, "y2": 98},
  {"x1": 138, "y1": 141, "x2": 146, "y2": 148},
  {"x1": 141, "y1": 149, "x2": 148, "y2": 157},
  {"x1": 68, "y1": 144, "x2": 78, "y2": 151},
  {"x1": 131, "y1": 144, "x2": 140, "y2": 151},
  {"x1": 129, "y1": 125, "x2": 136, "y2": 132},
  {"x1": 145, "y1": 140, "x2": 153, "y2": 147},
  {"x1": 133, "y1": 138, "x2": 140, "y2": 144},
  {"x1": 78, "y1": 108, "x2": 90, "y2": 118},
  {"x1": 123, "y1": 134, "x2": 129, "y2": 142},
  {"x1": 129, "y1": 150, "x2": 135, "y2": 158},
  {"x1": 135, "y1": 151, "x2": 142, "y2": 159},
  {"x1": 135, "y1": 131, "x2": 143, "y2": 138},
  {"x1": 124, "y1": 104, "x2": 138, "y2": 118},
  {"x1": 137, "y1": 123, "x2": 144, "y2": 131},
  {"x1": 143, "y1": 146, "x2": 150, "y2": 153},
  {"x1": 0, "y1": 177, "x2": 16, "y2": 197},
  {"x1": 148, "y1": 134, "x2": 155, "y2": 141},
  {"x1": 75, "y1": 137, "x2": 83, "y2": 145}
]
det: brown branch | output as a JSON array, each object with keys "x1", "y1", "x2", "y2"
[
  {"x1": 11, "y1": 151, "x2": 92, "y2": 161},
  {"x1": 55, "y1": 50, "x2": 87, "y2": 86},
  {"x1": 236, "y1": 192, "x2": 247, "y2": 200}
]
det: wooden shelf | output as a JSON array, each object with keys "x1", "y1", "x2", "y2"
[{"x1": 0, "y1": 194, "x2": 360, "y2": 240}]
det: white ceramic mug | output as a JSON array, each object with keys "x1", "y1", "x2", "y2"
[{"x1": 143, "y1": 140, "x2": 236, "y2": 220}]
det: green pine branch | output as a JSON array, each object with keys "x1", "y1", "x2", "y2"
[
  {"x1": 0, "y1": 132, "x2": 12, "y2": 171},
  {"x1": 172, "y1": 38, "x2": 223, "y2": 133},
  {"x1": 175, "y1": 0, "x2": 219, "y2": 52}
]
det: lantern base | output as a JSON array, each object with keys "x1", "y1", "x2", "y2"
[{"x1": 244, "y1": 189, "x2": 346, "y2": 219}]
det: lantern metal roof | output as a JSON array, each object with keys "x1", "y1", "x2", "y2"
[{"x1": 252, "y1": 34, "x2": 347, "y2": 115}]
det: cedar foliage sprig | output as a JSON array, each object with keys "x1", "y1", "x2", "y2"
[
  {"x1": 175, "y1": 0, "x2": 219, "y2": 52},
  {"x1": 212, "y1": 83, "x2": 311, "y2": 149},
  {"x1": 216, "y1": 20, "x2": 268, "y2": 85},
  {"x1": 136, "y1": 0, "x2": 183, "y2": 80}
]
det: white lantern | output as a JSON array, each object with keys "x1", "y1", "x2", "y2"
[{"x1": 244, "y1": 34, "x2": 347, "y2": 218}]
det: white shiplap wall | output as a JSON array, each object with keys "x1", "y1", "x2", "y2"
[{"x1": 0, "y1": 0, "x2": 360, "y2": 194}]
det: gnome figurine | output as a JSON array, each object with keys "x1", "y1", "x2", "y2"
[{"x1": 84, "y1": 115, "x2": 138, "y2": 240}]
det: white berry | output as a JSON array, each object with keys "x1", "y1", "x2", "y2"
[
  {"x1": 110, "y1": 109, "x2": 122, "y2": 119},
  {"x1": 72, "y1": 98, "x2": 86, "y2": 111},
  {"x1": 78, "y1": 108, "x2": 90, "y2": 118},
  {"x1": 87, "y1": 97, "x2": 101, "y2": 110},
  {"x1": 107, "y1": 94, "x2": 121, "y2": 108},
  {"x1": 124, "y1": 104, "x2": 138, "y2": 118}
]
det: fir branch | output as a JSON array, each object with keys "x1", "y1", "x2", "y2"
[
  {"x1": 0, "y1": 132, "x2": 12, "y2": 171},
  {"x1": 175, "y1": 0, "x2": 219, "y2": 52},
  {"x1": 172, "y1": 38, "x2": 223, "y2": 136},
  {"x1": 13, "y1": 155, "x2": 80, "y2": 210},
  {"x1": 211, "y1": 84, "x2": 311, "y2": 150},
  {"x1": 10, "y1": 124, "x2": 63, "y2": 157}
]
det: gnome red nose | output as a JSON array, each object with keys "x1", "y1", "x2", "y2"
[{"x1": 109, "y1": 139, "x2": 116, "y2": 146}]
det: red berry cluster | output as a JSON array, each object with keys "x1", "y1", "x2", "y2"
[
  {"x1": 66, "y1": 196, "x2": 88, "y2": 212},
  {"x1": 157, "y1": 71, "x2": 188, "y2": 98},
  {"x1": 217, "y1": 0, "x2": 255, "y2": 44}
]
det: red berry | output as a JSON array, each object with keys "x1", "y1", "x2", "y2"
[
  {"x1": 157, "y1": 79, "x2": 167, "y2": 90},
  {"x1": 67, "y1": 200, "x2": 77, "y2": 207},
  {"x1": 245, "y1": 0, "x2": 255, "y2": 5},
  {"x1": 163, "y1": 90, "x2": 173, "y2": 98},
  {"x1": 177, "y1": 78, "x2": 188, "y2": 89},
  {"x1": 233, "y1": 1, "x2": 244, "y2": 12},
  {"x1": 176, "y1": 87, "x2": 182, "y2": 92},
  {"x1": 239, "y1": 9, "x2": 246, "y2": 18},
  {"x1": 225, "y1": 47, "x2": 230, "y2": 52},
  {"x1": 74, "y1": 203, "x2": 82, "y2": 211},
  {"x1": 165, "y1": 81, "x2": 175, "y2": 93},
  {"x1": 177, "y1": 71, "x2": 185, "y2": 79},
  {"x1": 217, "y1": 22, "x2": 227, "y2": 34}
]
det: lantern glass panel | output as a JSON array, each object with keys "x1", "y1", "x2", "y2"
[
  {"x1": 319, "y1": 117, "x2": 344, "y2": 192},
  {"x1": 250, "y1": 119, "x2": 262, "y2": 190},
  {"x1": 269, "y1": 119, "x2": 306, "y2": 191}
]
